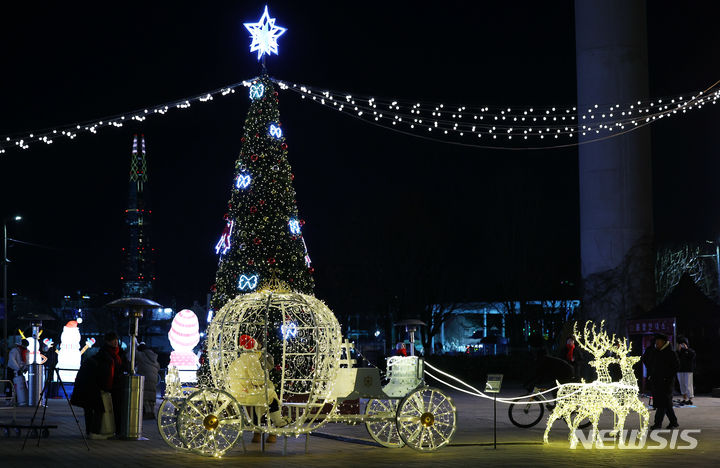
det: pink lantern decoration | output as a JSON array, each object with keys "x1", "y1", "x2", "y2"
[{"x1": 168, "y1": 309, "x2": 200, "y2": 381}]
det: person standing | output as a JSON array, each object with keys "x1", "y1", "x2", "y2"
[
  {"x1": 71, "y1": 352, "x2": 105, "y2": 437},
  {"x1": 676, "y1": 336, "x2": 696, "y2": 406},
  {"x1": 134, "y1": 341, "x2": 160, "y2": 419},
  {"x1": 642, "y1": 332, "x2": 680, "y2": 430},
  {"x1": 8, "y1": 339, "x2": 29, "y2": 406},
  {"x1": 96, "y1": 332, "x2": 129, "y2": 435}
]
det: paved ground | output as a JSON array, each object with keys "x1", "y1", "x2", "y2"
[{"x1": 1, "y1": 385, "x2": 718, "y2": 468}]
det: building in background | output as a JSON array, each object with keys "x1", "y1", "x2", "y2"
[{"x1": 121, "y1": 134, "x2": 155, "y2": 298}]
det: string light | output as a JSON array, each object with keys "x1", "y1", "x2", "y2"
[
  {"x1": 273, "y1": 77, "x2": 720, "y2": 150},
  {"x1": 2, "y1": 77, "x2": 719, "y2": 153}
]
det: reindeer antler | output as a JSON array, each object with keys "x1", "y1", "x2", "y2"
[
  {"x1": 574, "y1": 321, "x2": 614, "y2": 358},
  {"x1": 613, "y1": 337, "x2": 633, "y2": 359}
]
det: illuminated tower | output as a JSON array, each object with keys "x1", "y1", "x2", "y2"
[{"x1": 121, "y1": 134, "x2": 155, "y2": 298}]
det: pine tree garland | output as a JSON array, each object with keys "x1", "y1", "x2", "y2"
[{"x1": 211, "y1": 75, "x2": 314, "y2": 311}]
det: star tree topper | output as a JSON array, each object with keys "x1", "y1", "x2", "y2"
[{"x1": 244, "y1": 5, "x2": 287, "y2": 61}]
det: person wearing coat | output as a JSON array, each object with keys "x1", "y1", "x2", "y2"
[
  {"x1": 676, "y1": 336, "x2": 696, "y2": 405},
  {"x1": 94, "y1": 332, "x2": 129, "y2": 435},
  {"x1": 642, "y1": 332, "x2": 680, "y2": 430},
  {"x1": 134, "y1": 342, "x2": 160, "y2": 418},
  {"x1": 71, "y1": 353, "x2": 104, "y2": 435}
]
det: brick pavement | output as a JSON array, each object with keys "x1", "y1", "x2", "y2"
[{"x1": 1, "y1": 387, "x2": 718, "y2": 468}]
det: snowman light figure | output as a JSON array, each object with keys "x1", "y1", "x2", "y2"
[
  {"x1": 55, "y1": 320, "x2": 95, "y2": 383},
  {"x1": 18, "y1": 329, "x2": 47, "y2": 365}
]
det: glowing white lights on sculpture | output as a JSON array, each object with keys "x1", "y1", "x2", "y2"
[
  {"x1": 544, "y1": 322, "x2": 649, "y2": 448},
  {"x1": 55, "y1": 320, "x2": 95, "y2": 382},
  {"x1": 243, "y1": 5, "x2": 287, "y2": 61},
  {"x1": 238, "y1": 274, "x2": 259, "y2": 291},
  {"x1": 168, "y1": 309, "x2": 200, "y2": 383},
  {"x1": 235, "y1": 173, "x2": 252, "y2": 189},
  {"x1": 269, "y1": 123, "x2": 283, "y2": 139}
]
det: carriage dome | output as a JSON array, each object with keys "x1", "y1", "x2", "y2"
[{"x1": 206, "y1": 286, "x2": 343, "y2": 435}]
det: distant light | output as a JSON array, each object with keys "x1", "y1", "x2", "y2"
[
  {"x1": 82, "y1": 295, "x2": 90, "y2": 299},
  {"x1": 374, "y1": 330, "x2": 381, "y2": 337},
  {"x1": 76, "y1": 317, "x2": 83, "y2": 324},
  {"x1": 13, "y1": 215, "x2": 22, "y2": 221}
]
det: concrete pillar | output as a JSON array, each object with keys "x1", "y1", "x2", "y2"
[{"x1": 575, "y1": 0, "x2": 655, "y2": 333}]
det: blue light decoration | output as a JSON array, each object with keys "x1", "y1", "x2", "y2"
[
  {"x1": 236, "y1": 173, "x2": 252, "y2": 189},
  {"x1": 281, "y1": 322, "x2": 298, "y2": 339},
  {"x1": 238, "y1": 274, "x2": 259, "y2": 291},
  {"x1": 244, "y1": 5, "x2": 287, "y2": 61},
  {"x1": 249, "y1": 82, "x2": 265, "y2": 100},
  {"x1": 288, "y1": 218, "x2": 301, "y2": 235},
  {"x1": 215, "y1": 219, "x2": 234, "y2": 255},
  {"x1": 269, "y1": 123, "x2": 283, "y2": 139}
]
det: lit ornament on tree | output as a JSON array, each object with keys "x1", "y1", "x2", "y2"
[
  {"x1": 168, "y1": 309, "x2": 200, "y2": 383},
  {"x1": 215, "y1": 216, "x2": 234, "y2": 255},
  {"x1": 238, "y1": 274, "x2": 259, "y2": 291},
  {"x1": 544, "y1": 322, "x2": 649, "y2": 448},
  {"x1": 249, "y1": 82, "x2": 265, "y2": 100},
  {"x1": 235, "y1": 173, "x2": 252, "y2": 189},
  {"x1": 269, "y1": 123, "x2": 283, "y2": 139},
  {"x1": 288, "y1": 218, "x2": 301, "y2": 235},
  {"x1": 243, "y1": 5, "x2": 287, "y2": 61}
]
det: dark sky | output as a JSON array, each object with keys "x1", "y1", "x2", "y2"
[{"x1": 1, "y1": 1, "x2": 719, "y2": 317}]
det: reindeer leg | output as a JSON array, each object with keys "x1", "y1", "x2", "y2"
[{"x1": 544, "y1": 409, "x2": 560, "y2": 444}]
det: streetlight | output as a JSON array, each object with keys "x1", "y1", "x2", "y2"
[{"x1": 3, "y1": 215, "x2": 22, "y2": 380}]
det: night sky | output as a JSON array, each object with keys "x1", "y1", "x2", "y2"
[{"x1": 1, "y1": 1, "x2": 719, "y2": 320}]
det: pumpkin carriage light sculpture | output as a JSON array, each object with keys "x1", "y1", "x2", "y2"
[{"x1": 158, "y1": 282, "x2": 457, "y2": 457}]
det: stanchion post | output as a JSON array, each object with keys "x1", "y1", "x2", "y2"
[{"x1": 485, "y1": 373, "x2": 503, "y2": 450}]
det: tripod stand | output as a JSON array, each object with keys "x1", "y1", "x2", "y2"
[{"x1": 22, "y1": 365, "x2": 89, "y2": 451}]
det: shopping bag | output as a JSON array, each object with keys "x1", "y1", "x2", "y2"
[{"x1": 99, "y1": 391, "x2": 116, "y2": 436}]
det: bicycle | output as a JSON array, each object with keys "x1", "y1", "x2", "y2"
[{"x1": 508, "y1": 386, "x2": 591, "y2": 429}]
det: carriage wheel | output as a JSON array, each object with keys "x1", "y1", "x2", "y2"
[
  {"x1": 176, "y1": 388, "x2": 243, "y2": 457},
  {"x1": 396, "y1": 387, "x2": 456, "y2": 452},
  {"x1": 157, "y1": 387, "x2": 196, "y2": 450},
  {"x1": 365, "y1": 399, "x2": 405, "y2": 448}
]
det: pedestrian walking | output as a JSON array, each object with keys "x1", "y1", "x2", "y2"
[
  {"x1": 642, "y1": 332, "x2": 680, "y2": 430},
  {"x1": 676, "y1": 336, "x2": 696, "y2": 405},
  {"x1": 135, "y1": 341, "x2": 160, "y2": 418}
]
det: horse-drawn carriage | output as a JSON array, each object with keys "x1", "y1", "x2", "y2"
[{"x1": 158, "y1": 287, "x2": 456, "y2": 457}]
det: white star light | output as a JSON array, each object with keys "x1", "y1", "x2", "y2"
[{"x1": 244, "y1": 6, "x2": 287, "y2": 61}]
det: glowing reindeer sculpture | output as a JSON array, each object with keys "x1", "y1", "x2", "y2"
[{"x1": 544, "y1": 321, "x2": 649, "y2": 448}]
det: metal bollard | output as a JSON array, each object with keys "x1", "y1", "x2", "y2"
[{"x1": 120, "y1": 374, "x2": 145, "y2": 439}]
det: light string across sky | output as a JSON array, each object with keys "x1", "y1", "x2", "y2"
[
  {"x1": 2, "y1": 76, "x2": 718, "y2": 154},
  {"x1": 2, "y1": 2, "x2": 719, "y2": 154}
]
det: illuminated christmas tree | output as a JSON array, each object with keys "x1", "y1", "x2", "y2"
[{"x1": 211, "y1": 75, "x2": 314, "y2": 310}]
